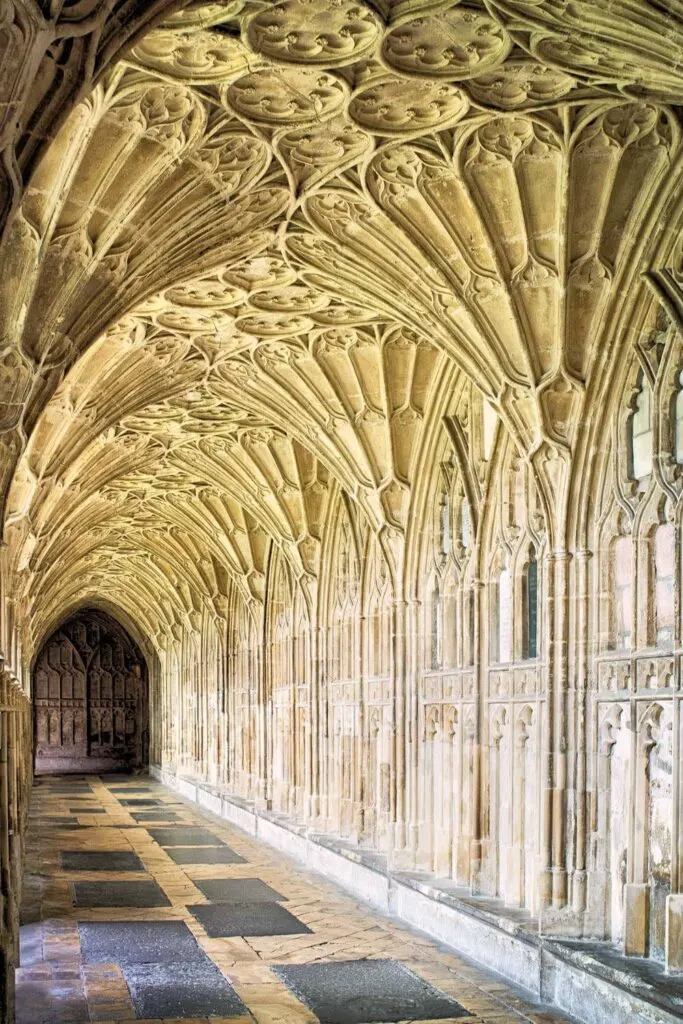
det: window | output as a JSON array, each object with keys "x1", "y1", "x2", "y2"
[
  {"x1": 483, "y1": 399, "x2": 497, "y2": 460},
  {"x1": 430, "y1": 582, "x2": 442, "y2": 669},
  {"x1": 654, "y1": 524, "x2": 675, "y2": 647},
  {"x1": 468, "y1": 589, "x2": 475, "y2": 666},
  {"x1": 499, "y1": 567, "x2": 513, "y2": 663},
  {"x1": 628, "y1": 371, "x2": 653, "y2": 481},
  {"x1": 460, "y1": 500, "x2": 471, "y2": 550},
  {"x1": 490, "y1": 581, "x2": 499, "y2": 663},
  {"x1": 613, "y1": 535, "x2": 633, "y2": 651},
  {"x1": 440, "y1": 493, "x2": 451, "y2": 557},
  {"x1": 491, "y1": 566, "x2": 512, "y2": 664},
  {"x1": 674, "y1": 370, "x2": 683, "y2": 464},
  {"x1": 523, "y1": 549, "x2": 538, "y2": 660}
]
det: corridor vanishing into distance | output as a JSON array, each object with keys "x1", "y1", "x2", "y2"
[
  {"x1": 19, "y1": 774, "x2": 571, "y2": 1024},
  {"x1": 3, "y1": 1, "x2": 683, "y2": 1022}
]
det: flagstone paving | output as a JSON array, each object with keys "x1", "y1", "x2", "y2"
[{"x1": 17, "y1": 775, "x2": 577, "y2": 1023}]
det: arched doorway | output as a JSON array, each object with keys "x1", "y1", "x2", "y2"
[{"x1": 32, "y1": 608, "x2": 149, "y2": 774}]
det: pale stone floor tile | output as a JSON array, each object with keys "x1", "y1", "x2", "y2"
[{"x1": 17, "y1": 776, "x2": 575, "y2": 1024}]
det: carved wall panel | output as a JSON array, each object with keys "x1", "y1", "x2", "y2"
[
  {"x1": 33, "y1": 634, "x2": 87, "y2": 763},
  {"x1": 32, "y1": 609, "x2": 148, "y2": 773}
]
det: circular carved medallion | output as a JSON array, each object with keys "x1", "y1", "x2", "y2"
[
  {"x1": 246, "y1": 0, "x2": 381, "y2": 67},
  {"x1": 236, "y1": 313, "x2": 315, "y2": 337},
  {"x1": 129, "y1": 29, "x2": 251, "y2": 83},
  {"x1": 227, "y1": 68, "x2": 347, "y2": 125},
  {"x1": 349, "y1": 78, "x2": 467, "y2": 135},
  {"x1": 156, "y1": 309, "x2": 236, "y2": 333},
  {"x1": 161, "y1": 1, "x2": 245, "y2": 30},
  {"x1": 381, "y1": 8, "x2": 511, "y2": 80},
  {"x1": 468, "y1": 59, "x2": 576, "y2": 108},
  {"x1": 248, "y1": 286, "x2": 330, "y2": 314},
  {"x1": 164, "y1": 276, "x2": 247, "y2": 309}
]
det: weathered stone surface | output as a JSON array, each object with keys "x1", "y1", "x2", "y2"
[
  {"x1": 274, "y1": 959, "x2": 469, "y2": 1023},
  {"x1": 193, "y1": 876, "x2": 285, "y2": 902},
  {"x1": 122, "y1": 960, "x2": 248, "y2": 1019},
  {"x1": 72, "y1": 880, "x2": 171, "y2": 908},
  {"x1": 188, "y1": 899, "x2": 312, "y2": 937},
  {"x1": 79, "y1": 919, "x2": 206, "y2": 964},
  {"x1": 60, "y1": 851, "x2": 145, "y2": 872},
  {"x1": 18, "y1": 775, "x2": 582, "y2": 1024},
  {"x1": 0, "y1": 2, "x2": 682, "y2": 1020}
]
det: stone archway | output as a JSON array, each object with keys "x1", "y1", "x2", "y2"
[{"x1": 32, "y1": 608, "x2": 149, "y2": 774}]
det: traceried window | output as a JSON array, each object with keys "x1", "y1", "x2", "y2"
[
  {"x1": 460, "y1": 500, "x2": 471, "y2": 550},
  {"x1": 430, "y1": 581, "x2": 442, "y2": 669},
  {"x1": 612, "y1": 535, "x2": 633, "y2": 651},
  {"x1": 367, "y1": 544, "x2": 390, "y2": 678},
  {"x1": 333, "y1": 517, "x2": 358, "y2": 681},
  {"x1": 523, "y1": 549, "x2": 538, "y2": 660},
  {"x1": 490, "y1": 580, "x2": 499, "y2": 663},
  {"x1": 467, "y1": 590, "x2": 475, "y2": 666},
  {"x1": 628, "y1": 371, "x2": 653, "y2": 481},
  {"x1": 491, "y1": 565, "x2": 512, "y2": 664},
  {"x1": 654, "y1": 524, "x2": 675, "y2": 647},
  {"x1": 483, "y1": 400, "x2": 497, "y2": 460},
  {"x1": 440, "y1": 493, "x2": 451, "y2": 557},
  {"x1": 499, "y1": 567, "x2": 513, "y2": 663},
  {"x1": 674, "y1": 370, "x2": 683, "y2": 464}
]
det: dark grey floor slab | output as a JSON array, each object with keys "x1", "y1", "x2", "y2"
[
  {"x1": 148, "y1": 827, "x2": 225, "y2": 847},
  {"x1": 61, "y1": 851, "x2": 145, "y2": 872},
  {"x1": 165, "y1": 846, "x2": 246, "y2": 866},
  {"x1": 72, "y1": 880, "x2": 171, "y2": 907},
  {"x1": 194, "y1": 877, "x2": 284, "y2": 902},
  {"x1": 188, "y1": 901, "x2": 311, "y2": 938},
  {"x1": 79, "y1": 920, "x2": 206, "y2": 965},
  {"x1": 117, "y1": 798, "x2": 163, "y2": 806},
  {"x1": 38, "y1": 784, "x2": 92, "y2": 792},
  {"x1": 122, "y1": 960, "x2": 248, "y2": 1019},
  {"x1": 32, "y1": 816, "x2": 79, "y2": 826},
  {"x1": 108, "y1": 786, "x2": 157, "y2": 793},
  {"x1": 131, "y1": 811, "x2": 182, "y2": 822},
  {"x1": 274, "y1": 959, "x2": 469, "y2": 1024},
  {"x1": 69, "y1": 806, "x2": 106, "y2": 814}
]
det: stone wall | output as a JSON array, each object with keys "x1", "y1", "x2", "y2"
[{"x1": 148, "y1": 344, "x2": 683, "y2": 970}]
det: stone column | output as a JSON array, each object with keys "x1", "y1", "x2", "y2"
[
  {"x1": 470, "y1": 576, "x2": 484, "y2": 892},
  {"x1": 405, "y1": 598, "x2": 421, "y2": 865},
  {"x1": 389, "y1": 597, "x2": 409, "y2": 866},
  {"x1": 572, "y1": 548, "x2": 592, "y2": 919}
]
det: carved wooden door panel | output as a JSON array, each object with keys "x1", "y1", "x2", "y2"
[
  {"x1": 87, "y1": 641, "x2": 140, "y2": 761},
  {"x1": 33, "y1": 634, "x2": 87, "y2": 763},
  {"x1": 34, "y1": 608, "x2": 148, "y2": 772}
]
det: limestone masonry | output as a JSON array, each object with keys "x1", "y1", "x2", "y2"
[{"x1": 1, "y1": 2, "x2": 682, "y2": 1021}]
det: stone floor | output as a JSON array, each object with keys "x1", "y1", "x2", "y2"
[{"x1": 17, "y1": 775, "x2": 577, "y2": 1024}]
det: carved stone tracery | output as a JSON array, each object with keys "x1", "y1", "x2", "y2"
[{"x1": 0, "y1": 0, "x2": 682, "y2": 1009}]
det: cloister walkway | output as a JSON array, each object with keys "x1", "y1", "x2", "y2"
[{"x1": 16, "y1": 775, "x2": 574, "y2": 1024}]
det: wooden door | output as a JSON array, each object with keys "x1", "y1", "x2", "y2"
[
  {"x1": 33, "y1": 609, "x2": 147, "y2": 772},
  {"x1": 87, "y1": 641, "x2": 141, "y2": 761},
  {"x1": 34, "y1": 634, "x2": 87, "y2": 764}
]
